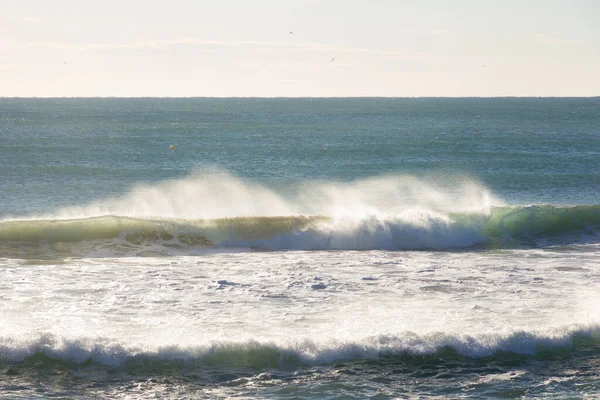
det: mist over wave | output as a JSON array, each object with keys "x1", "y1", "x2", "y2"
[{"x1": 44, "y1": 170, "x2": 498, "y2": 220}]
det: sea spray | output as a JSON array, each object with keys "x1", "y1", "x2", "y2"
[{"x1": 36, "y1": 170, "x2": 499, "y2": 220}]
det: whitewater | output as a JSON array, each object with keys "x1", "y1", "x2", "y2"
[
  {"x1": 0, "y1": 98, "x2": 599, "y2": 399},
  {"x1": 1, "y1": 173, "x2": 599, "y2": 257}
]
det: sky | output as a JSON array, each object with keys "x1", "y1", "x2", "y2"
[{"x1": 1, "y1": 0, "x2": 599, "y2": 97}]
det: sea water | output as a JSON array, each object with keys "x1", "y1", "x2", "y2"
[{"x1": 0, "y1": 98, "x2": 599, "y2": 399}]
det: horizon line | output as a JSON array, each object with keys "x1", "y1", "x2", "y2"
[{"x1": 1, "y1": 95, "x2": 599, "y2": 100}]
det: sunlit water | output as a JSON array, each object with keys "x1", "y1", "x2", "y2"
[{"x1": 0, "y1": 98, "x2": 599, "y2": 399}]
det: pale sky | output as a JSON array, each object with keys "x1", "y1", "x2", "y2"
[{"x1": 1, "y1": 0, "x2": 599, "y2": 97}]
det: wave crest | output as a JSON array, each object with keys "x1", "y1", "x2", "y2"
[
  {"x1": 1, "y1": 172, "x2": 599, "y2": 257},
  {"x1": 1, "y1": 325, "x2": 599, "y2": 371},
  {"x1": 1, "y1": 205, "x2": 599, "y2": 258}
]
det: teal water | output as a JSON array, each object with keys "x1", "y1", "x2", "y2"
[
  {"x1": 1, "y1": 98, "x2": 599, "y2": 216},
  {"x1": 0, "y1": 98, "x2": 599, "y2": 399}
]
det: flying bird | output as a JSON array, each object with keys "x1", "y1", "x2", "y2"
[
  {"x1": 330, "y1": 58, "x2": 335, "y2": 62},
  {"x1": 289, "y1": 31, "x2": 294, "y2": 35}
]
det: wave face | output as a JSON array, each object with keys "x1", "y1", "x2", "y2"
[{"x1": 0, "y1": 205, "x2": 599, "y2": 257}]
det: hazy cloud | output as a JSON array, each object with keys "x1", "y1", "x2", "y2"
[
  {"x1": 22, "y1": 17, "x2": 44, "y2": 23},
  {"x1": 426, "y1": 29, "x2": 453, "y2": 35},
  {"x1": 5, "y1": 37, "x2": 433, "y2": 61},
  {"x1": 530, "y1": 33, "x2": 568, "y2": 45}
]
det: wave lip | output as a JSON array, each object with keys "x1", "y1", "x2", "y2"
[{"x1": 0, "y1": 204, "x2": 599, "y2": 258}]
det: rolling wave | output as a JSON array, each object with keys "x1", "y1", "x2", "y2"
[
  {"x1": 0, "y1": 205, "x2": 599, "y2": 257},
  {"x1": 1, "y1": 325, "x2": 599, "y2": 373}
]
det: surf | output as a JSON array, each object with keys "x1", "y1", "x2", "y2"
[
  {"x1": 1, "y1": 324, "x2": 599, "y2": 372},
  {"x1": 2, "y1": 171, "x2": 599, "y2": 258},
  {"x1": 1, "y1": 205, "x2": 599, "y2": 258}
]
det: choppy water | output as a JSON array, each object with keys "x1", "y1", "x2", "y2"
[{"x1": 0, "y1": 98, "x2": 599, "y2": 399}]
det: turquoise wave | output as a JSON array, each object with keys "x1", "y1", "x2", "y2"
[{"x1": 0, "y1": 205, "x2": 598, "y2": 258}]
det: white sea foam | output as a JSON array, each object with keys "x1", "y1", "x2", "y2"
[{"x1": 0, "y1": 325, "x2": 597, "y2": 367}]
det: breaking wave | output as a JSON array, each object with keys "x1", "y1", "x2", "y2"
[
  {"x1": 0, "y1": 206, "x2": 599, "y2": 258},
  {"x1": 1, "y1": 172, "x2": 598, "y2": 257},
  {"x1": 1, "y1": 325, "x2": 599, "y2": 373}
]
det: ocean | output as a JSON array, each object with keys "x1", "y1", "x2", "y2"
[{"x1": 0, "y1": 97, "x2": 599, "y2": 399}]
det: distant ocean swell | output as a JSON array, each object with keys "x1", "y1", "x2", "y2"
[
  {"x1": 1, "y1": 325, "x2": 599, "y2": 373},
  {"x1": 0, "y1": 205, "x2": 599, "y2": 257}
]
